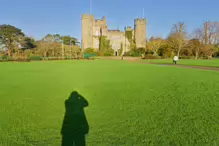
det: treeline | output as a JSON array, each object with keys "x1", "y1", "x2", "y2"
[
  {"x1": 0, "y1": 25, "x2": 81, "y2": 61},
  {"x1": 130, "y1": 22, "x2": 219, "y2": 59},
  {"x1": 86, "y1": 21, "x2": 219, "y2": 59},
  {"x1": 1, "y1": 22, "x2": 219, "y2": 61}
]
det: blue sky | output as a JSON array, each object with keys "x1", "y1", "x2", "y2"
[{"x1": 0, "y1": 0, "x2": 218, "y2": 41}]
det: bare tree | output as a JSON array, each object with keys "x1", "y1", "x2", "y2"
[
  {"x1": 200, "y1": 21, "x2": 219, "y2": 58},
  {"x1": 201, "y1": 22, "x2": 219, "y2": 44},
  {"x1": 191, "y1": 28, "x2": 203, "y2": 59},
  {"x1": 168, "y1": 22, "x2": 187, "y2": 57},
  {"x1": 147, "y1": 37, "x2": 164, "y2": 55}
]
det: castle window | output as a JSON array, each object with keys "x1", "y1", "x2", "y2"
[
  {"x1": 96, "y1": 40, "x2": 99, "y2": 48},
  {"x1": 112, "y1": 43, "x2": 120, "y2": 50},
  {"x1": 96, "y1": 31, "x2": 99, "y2": 36}
]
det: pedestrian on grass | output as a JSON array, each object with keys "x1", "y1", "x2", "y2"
[{"x1": 173, "y1": 56, "x2": 178, "y2": 64}]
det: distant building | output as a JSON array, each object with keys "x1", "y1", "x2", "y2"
[{"x1": 81, "y1": 14, "x2": 146, "y2": 56}]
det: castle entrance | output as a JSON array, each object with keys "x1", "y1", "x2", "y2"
[{"x1": 115, "y1": 51, "x2": 118, "y2": 56}]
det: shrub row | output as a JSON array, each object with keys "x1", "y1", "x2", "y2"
[
  {"x1": 0, "y1": 56, "x2": 84, "y2": 62},
  {"x1": 179, "y1": 56, "x2": 195, "y2": 59}
]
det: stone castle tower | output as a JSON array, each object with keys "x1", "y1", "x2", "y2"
[
  {"x1": 81, "y1": 14, "x2": 147, "y2": 55},
  {"x1": 81, "y1": 14, "x2": 94, "y2": 50},
  {"x1": 134, "y1": 18, "x2": 147, "y2": 48}
]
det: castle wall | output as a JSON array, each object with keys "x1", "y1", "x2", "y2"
[
  {"x1": 92, "y1": 37, "x2": 99, "y2": 50},
  {"x1": 82, "y1": 14, "x2": 145, "y2": 55},
  {"x1": 91, "y1": 17, "x2": 108, "y2": 51},
  {"x1": 107, "y1": 30, "x2": 130, "y2": 56}
]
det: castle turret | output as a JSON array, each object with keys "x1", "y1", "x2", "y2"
[
  {"x1": 134, "y1": 18, "x2": 146, "y2": 48},
  {"x1": 82, "y1": 14, "x2": 94, "y2": 50}
]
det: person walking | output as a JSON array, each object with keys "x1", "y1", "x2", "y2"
[{"x1": 173, "y1": 56, "x2": 178, "y2": 64}]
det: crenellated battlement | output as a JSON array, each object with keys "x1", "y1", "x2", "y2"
[
  {"x1": 82, "y1": 13, "x2": 147, "y2": 53},
  {"x1": 126, "y1": 26, "x2": 133, "y2": 31},
  {"x1": 82, "y1": 14, "x2": 94, "y2": 19},
  {"x1": 134, "y1": 18, "x2": 146, "y2": 25}
]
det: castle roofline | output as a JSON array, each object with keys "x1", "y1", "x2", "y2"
[
  {"x1": 134, "y1": 18, "x2": 146, "y2": 20},
  {"x1": 134, "y1": 18, "x2": 147, "y2": 25},
  {"x1": 95, "y1": 16, "x2": 106, "y2": 21},
  {"x1": 108, "y1": 30, "x2": 121, "y2": 32},
  {"x1": 82, "y1": 14, "x2": 94, "y2": 18},
  {"x1": 126, "y1": 26, "x2": 133, "y2": 31},
  {"x1": 95, "y1": 19, "x2": 104, "y2": 21}
]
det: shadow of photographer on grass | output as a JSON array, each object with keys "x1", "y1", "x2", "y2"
[{"x1": 61, "y1": 91, "x2": 89, "y2": 146}]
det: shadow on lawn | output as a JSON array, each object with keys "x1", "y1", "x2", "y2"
[{"x1": 61, "y1": 91, "x2": 89, "y2": 146}]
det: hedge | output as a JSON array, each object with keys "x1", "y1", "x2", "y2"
[{"x1": 28, "y1": 56, "x2": 42, "y2": 61}]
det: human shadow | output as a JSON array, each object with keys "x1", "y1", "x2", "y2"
[{"x1": 61, "y1": 91, "x2": 89, "y2": 146}]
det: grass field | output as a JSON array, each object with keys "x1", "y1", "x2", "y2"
[
  {"x1": 144, "y1": 59, "x2": 219, "y2": 67},
  {"x1": 1, "y1": 60, "x2": 219, "y2": 145}
]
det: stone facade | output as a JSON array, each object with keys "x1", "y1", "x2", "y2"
[
  {"x1": 81, "y1": 14, "x2": 93, "y2": 50},
  {"x1": 134, "y1": 19, "x2": 147, "y2": 48},
  {"x1": 82, "y1": 14, "x2": 146, "y2": 56}
]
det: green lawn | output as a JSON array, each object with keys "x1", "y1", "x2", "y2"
[
  {"x1": 0, "y1": 60, "x2": 219, "y2": 145},
  {"x1": 144, "y1": 59, "x2": 219, "y2": 67}
]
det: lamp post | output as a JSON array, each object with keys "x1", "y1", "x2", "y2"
[
  {"x1": 70, "y1": 39, "x2": 72, "y2": 60},
  {"x1": 125, "y1": 27, "x2": 126, "y2": 53},
  {"x1": 123, "y1": 27, "x2": 127, "y2": 60},
  {"x1": 62, "y1": 39, "x2": 64, "y2": 59}
]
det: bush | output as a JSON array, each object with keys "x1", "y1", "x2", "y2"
[
  {"x1": 144, "y1": 54, "x2": 161, "y2": 59},
  {"x1": 65, "y1": 56, "x2": 71, "y2": 60},
  {"x1": 83, "y1": 48, "x2": 97, "y2": 55},
  {"x1": 47, "y1": 57, "x2": 58, "y2": 60},
  {"x1": 138, "y1": 48, "x2": 146, "y2": 54},
  {"x1": 104, "y1": 49, "x2": 114, "y2": 56},
  {"x1": 16, "y1": 58, "x2": 30, "y2": 62},
  {"x1": 97, "y1": 52, "x2": 104, "y2": 56},
  {"x1": 179, "y1": 56, "x2": 194, "y2": 59},
  {"x1": 200, "y1": 56, "x2": 212, "y2": 60},
  {"x1": 123, "y1": 51, "x2": 130, "y2": 56},
  {"x1": 28, "y1": 56, "x2": 42, "y2": 61},
  {"x1": 1, "y1": 55, "x2": 14, "y2": 61},
  {"x1": 213, "y1": 56, "x2": 219, "y2": 59},
  {"x1": 124, "y1": 49, "x2": 142, "y2": 57}
]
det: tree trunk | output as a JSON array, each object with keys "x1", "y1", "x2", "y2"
[
  {"x1": 177, "y1": 51, "x2": 180, "y2": 57},
  {"x1": 154, "y1": 50, "x2": 158, "y2": 56},
  {"x1": 53, "y1": 49, "x2": 55, "y2": 57},
  {"x1": 177, "y1": 46, "x2": 181, "y2": 57},
  {"x1": 62, "y1": 46, "x2": 64, "y2": 59},
  {"x1": 44, "y1": 51, "x2": 47, "y2": 60},
  {"x1": 195, "y1": 52, "x2": 198, "y2": 59},
  {"x1": 177, "y1": 41, "x2": 182, "y2": 57},
  {"x1": 70, "y1": 47, "x2": 72, "y2": 59},
  {"x1": 7, "y1": 49, "x2": 11, "y2": 56},
  {"x1": 195, "y1": 51, "x2": 199, "y2": 59}
]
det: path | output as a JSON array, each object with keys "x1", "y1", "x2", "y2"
[
  {"x1": 135, "y1": 61, "x2": 219, "y2": 72},
  {"x1": 98, "y1": 57, "x2": 219, "y2": 72}
]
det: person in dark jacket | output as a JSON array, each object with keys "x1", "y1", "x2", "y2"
[{"x1": 61, "y1": 91, "x2": 89, "y2": 146}]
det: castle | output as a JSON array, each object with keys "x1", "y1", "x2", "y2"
[{"x1": 81, "y1": 14, "x2": 146, "y2": 56}]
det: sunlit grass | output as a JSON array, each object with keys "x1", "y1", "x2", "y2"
[
  {"x1": 0, "y1": 60, "x2": 219, "y2": 145},
  {"x1": 144, "y1": 59, "x2": 219, "y2": 67}
]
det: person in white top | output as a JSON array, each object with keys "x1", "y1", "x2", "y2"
[{"x1": 173, "y1": 56, "x2": 178, "y2": 64}]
